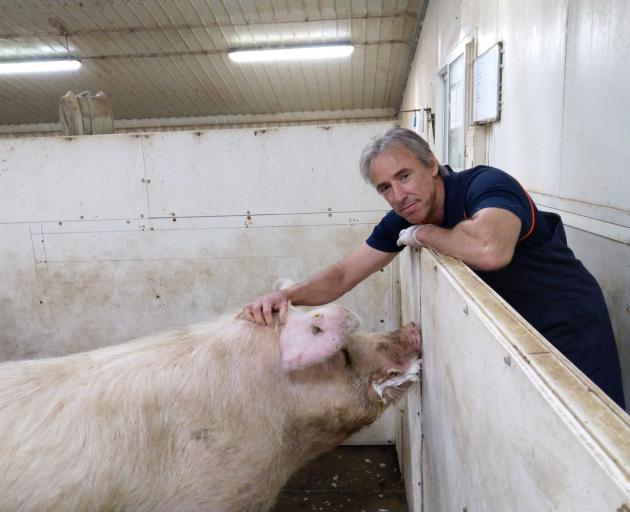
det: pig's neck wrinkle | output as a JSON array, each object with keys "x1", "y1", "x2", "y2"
[{"x1": 285, "y1": 396, "x2": 381, "y2": 452}]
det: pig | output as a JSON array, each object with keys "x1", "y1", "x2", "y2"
[{"x1": 0, "y1": 303, "x2": 421, "y2": 512}]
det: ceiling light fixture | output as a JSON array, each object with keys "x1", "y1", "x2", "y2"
[
  {"x1": 228, "y1": 45, "x2": 354, "y2": 63},
  {"x1": 0, "y1": 59, "x2": 81, "y2": 75}
]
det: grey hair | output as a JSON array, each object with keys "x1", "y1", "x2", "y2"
[{"x1": 359, "y1": 127, "x2": 447, "y2": 182}]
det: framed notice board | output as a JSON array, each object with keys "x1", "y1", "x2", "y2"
[{"x1": 472, "y1": 43, "x2": 503, "y2": 124}]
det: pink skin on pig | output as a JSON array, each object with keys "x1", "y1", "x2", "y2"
[
  {"x1": 275, "y1": 305, "x2": 422, "y2": 469},
  {"x1": 279, "y1": 304, "x2": 360, "y2": 370},
  {"x1": 280, "y1": 305, "x2": 422, "y2": 405}
]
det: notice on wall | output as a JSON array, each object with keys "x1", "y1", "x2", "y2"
[{"x1": 472, "y1": 43, "x2": 502, "y2": 124}]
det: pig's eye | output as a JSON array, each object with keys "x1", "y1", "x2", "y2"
[
  {"x1": 311, "y1": 325, "x2": 323, "y2": 335},
  {"x1": 340, "y1": 348, "x2": 352, "y2": 369}
]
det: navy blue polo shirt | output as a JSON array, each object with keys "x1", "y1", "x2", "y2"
[{"x1": 366, "y1": 165, "x2": 625, "y2": 407}]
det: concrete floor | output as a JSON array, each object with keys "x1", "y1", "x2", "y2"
[{"x1": 272, "y1": 445, "x2": 409, "y2": 512}]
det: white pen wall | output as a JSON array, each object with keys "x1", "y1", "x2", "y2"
[{"x1": 0, "y1": 121, "x2": 398, "y2": 442}]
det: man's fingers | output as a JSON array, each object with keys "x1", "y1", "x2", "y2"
[
  {"x1": 262, "y1": 301, "x2": 274, "y2": 327},
  {"x1": 397, "y1": 225, "x2": 425, "y2": 248},
  {"x1": 397, "y1": 227, "x2": 409, "y2": 246},
  {"x1": 251, "y1": 304, "x2": 266, "y2": 326},
  {"x1": 236, "y1": 306, "x2": 249, "y2": 320},
  {"x1": 240, "y1": 291, "x2": 290, "y2": 327},
  {"x1": 277, "y1": 300, "x2": 288, "y2": 325}
]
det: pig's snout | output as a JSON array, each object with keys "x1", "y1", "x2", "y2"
[{"x1": 401, "y1": 321, "x2": 422, "y2": 355}]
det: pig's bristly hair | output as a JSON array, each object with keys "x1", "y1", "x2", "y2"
[
  {"x1": 0, "y1": 311, "x2": 418, "y2": 512},
  {"x1": 0, "y1": 316, "x2": 293, "y2": 511}
]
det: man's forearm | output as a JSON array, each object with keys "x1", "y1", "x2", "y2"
[
  {"x1": 416, "y1": 223, "x2": 480, "y2": 267},
  {"x1": 238, "y1": 243, "x2": 394, "y2": 326},
  {"x1": 279, "y1": 243, "x2": 396, "y2": 308},
  {"x1": 284, "y1": 263, "x2": 351, "y2": 306},
  {"x1": 416, "y1": 221, "x2": 514, "y2": 271}
]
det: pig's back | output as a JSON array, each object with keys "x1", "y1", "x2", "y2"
[{"x1": 0, "y1": 316, "x2": 289, "y2": 511}]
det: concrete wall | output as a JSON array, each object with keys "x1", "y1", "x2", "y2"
[
  {"x1": 396, "y1": 247, "x2": 423, "y2": 510},
  {"x1": 413, "y1": 248, "x2": 629, "y2": 511},
  {"x1": 395, "y1": 246, "x2": 630, "y2": 512},
  {"x1": 0, "y1": 121, "x2": 397, "y2": 443},
  {"x1": 401, "y1": 0, "x2": 630, "y2": 406}
]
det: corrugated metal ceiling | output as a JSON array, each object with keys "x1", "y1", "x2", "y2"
[{"x1": 0, "y1": 1, "x2": 428, "y2": 131}]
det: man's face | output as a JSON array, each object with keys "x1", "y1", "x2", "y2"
[{"x1": 368, "y1": 144, "x2": 442, "y2": 225}]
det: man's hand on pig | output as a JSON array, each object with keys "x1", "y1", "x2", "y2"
[
  {"x1": 397, "y1": 224, "x2": 428, "y2": 248},
  {"x1": 238, "y1": 289, "x2": 289, "y2": 327}
]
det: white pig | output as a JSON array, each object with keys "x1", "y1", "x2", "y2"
[{"x1": 0, "y1": 303, "x2": 421, "y2": 512}]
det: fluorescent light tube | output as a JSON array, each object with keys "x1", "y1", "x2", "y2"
[
  {"x1": 229, "y1": 45, "x2": 354, "y2": 63},
  {"x1": 0, "y1": 59, "x2": 82, "y2": 75}
]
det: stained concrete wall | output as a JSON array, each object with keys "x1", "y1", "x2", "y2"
[
  {"x1": 412, "y1": 248, "x2": 629, "y2": 511},
  {"x1": 396, "y1": 247, "x2": 630, "y2": 511},
  {"x1": 0, "y1": 121, "x2": 398, "y2": 442}
]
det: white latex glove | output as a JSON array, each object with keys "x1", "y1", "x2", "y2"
[{"x1": 397, "y1": 225, "x2": 426, "y2": 248}]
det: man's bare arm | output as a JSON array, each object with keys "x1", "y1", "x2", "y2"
[
  {"x1": 239, "y1": 243, "x2": 396, "y2": 326},
  {"x1": 414, "y1": 207, "x2": 522, "y2": 270}
]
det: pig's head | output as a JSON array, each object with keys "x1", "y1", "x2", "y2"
[{"x1": 279, "y1": 304, "x2": 422, "y2": 411}]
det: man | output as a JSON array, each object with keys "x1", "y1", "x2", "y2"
[{"x1": 239, "y1": 127, "x2": 625, "y2": 408}]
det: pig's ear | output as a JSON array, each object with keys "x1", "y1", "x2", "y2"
[{"x1": 279, "y1": 306, "x2": 360, "y2": 371}]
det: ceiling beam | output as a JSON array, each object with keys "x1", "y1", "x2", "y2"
[{"x1": 0, "y1": 14, "x2": 416, "y2": 40}]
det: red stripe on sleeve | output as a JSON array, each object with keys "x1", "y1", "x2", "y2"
[{"x1": 517, "y1": 181, "x2": 535, "y2": 242}]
